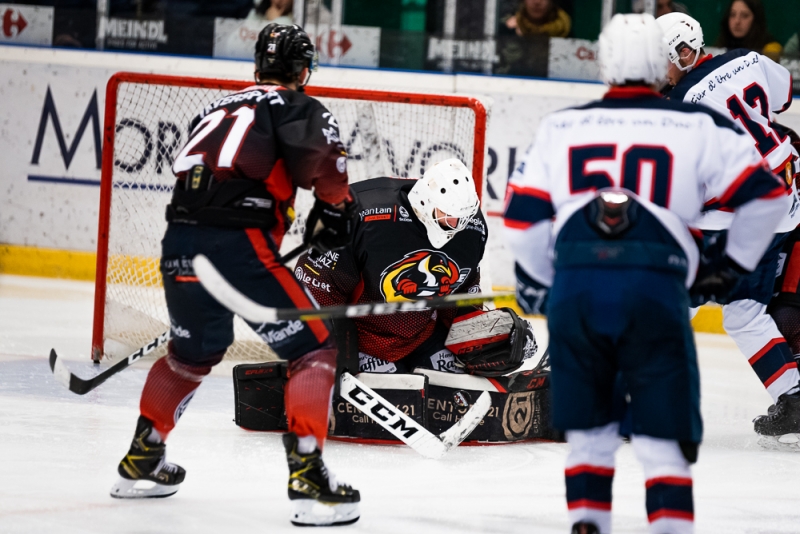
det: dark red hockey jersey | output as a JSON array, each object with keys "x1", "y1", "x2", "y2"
[
  {"x1": 295, "y1": 177, "x2": 487, "y2": 361},
  {"x1": 171, "y1": 84, "x2": 349, "y2": 244}
]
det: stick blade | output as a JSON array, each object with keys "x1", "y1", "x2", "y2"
[
  {"x1": 338, "y1": 372, "x2": 447, "y2": 460},
  {"x1": 438, "y1": 391, "x2": 492, "y2": 452},
  {"x1": 193, "y1": 254, "x2": 278, "y2": 323},
  {"x1": 49, "y1": 349, "x2": 79, "y2": 393}
]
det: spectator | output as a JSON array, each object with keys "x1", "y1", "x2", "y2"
[
  {"x1": 716, "y1": 0, "x2": 782, "y2": 61},
  {"x1": 503, "y1": 0, "x2": 571, "y2": 38},
  {"x1": 247, "y1": 0, "x2": 293, "y2": 24},
  {"x1": 655, "y1": 0, "x2": 689, "y2": 18}
]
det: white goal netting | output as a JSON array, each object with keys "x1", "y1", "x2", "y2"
[{"x1": 95, "y1": 74, "x2": 488, "y2": 362}]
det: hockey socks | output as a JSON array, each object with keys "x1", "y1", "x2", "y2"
[
  {"x1": 565, "y1": 425, "x2": 694, "y2": 534},
  {"x1": 724, "y1": 300, "x2": 800, "y2": 401},
  {"x1": 284, "y1": 343, "x2": 337, "y2": 448},
  {"x1": 565, "y1": 424, "x2": 622, "y2": 534},
  {"x1": 139, "y1": 347, "x2": 212, "y2": 439},
  {"x1": 632, "y1": 435, "x2": 694, "y2": 534}
]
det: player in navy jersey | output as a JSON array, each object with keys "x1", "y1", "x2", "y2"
[
  {"x1": 658, "y1": 13, "x2": 800, "y2": 448},
  {"x1": 110, "y1": 24, "x2": 360, "y2": 526},
  {"x1": 504, "y1": 14, "x2": 789, "y2": 534}
]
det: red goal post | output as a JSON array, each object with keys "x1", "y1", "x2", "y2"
[{"x1": 93, "y1": 71, "x2": 489, "y2": 362}]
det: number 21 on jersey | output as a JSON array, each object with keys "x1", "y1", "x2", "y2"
[{"x1": 172, "y1": 107, "x2": 256, "y2": 173}]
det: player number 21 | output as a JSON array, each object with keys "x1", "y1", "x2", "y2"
[{"x1": 172, "y1": 107, "x2": 256, "y2": 173}]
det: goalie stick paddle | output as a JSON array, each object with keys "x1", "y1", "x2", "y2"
[
  {"x1": 339, "y1": 372, "x2": 491, "y2": 459},
  {"x1": 192, "y1": 254, "x2": 516, "y2": 323},
  {"x1": 49, "y1": 331, "x2": 171, "y2": 395}
]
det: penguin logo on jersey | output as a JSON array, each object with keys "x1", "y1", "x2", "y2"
[{"x1": 380, "y1": 250, "x2": 470, "y2": 302}]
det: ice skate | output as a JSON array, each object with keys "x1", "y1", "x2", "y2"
[
  {"x1": 571, "y1": 522, "x2": 599, "y2": 534},
  {"x1": 754, "y1": 392, "x2": 800, "y2": 452},
  {"x1": 110, "y1": 416, "x2": 186, "y2": 499},
  {"x1": 283, "y1": 433, "x2": 360, "y2": 526}
]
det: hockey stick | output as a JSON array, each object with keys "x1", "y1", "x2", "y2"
[
  {"x1": 193, "y1": 253, "x2": 493, "y2": 457},
  {"x1": 48, "y1": 245, "x2": 311, "y2": 395},
  {"x1": 339, "y1": 373, "x2": 491, "y2": 459},
  {"x1": 49, "y1": 331, "x2": 171, "y2": 395},
  {"x1": 193, "y1": 254, "x2": 515, "y2": 323}
]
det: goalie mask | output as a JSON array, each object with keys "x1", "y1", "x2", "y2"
[
  {"x1": 408, "y1": 159, "x2": 480, "y2": 249},
  {"x1": 255, "y1": 23, "x2": 318, "y2": 87},
  {"x1": 445, "y1": 308, "x2": 538, "y2": 377}
]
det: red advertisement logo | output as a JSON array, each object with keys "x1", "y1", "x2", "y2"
[{"x1": 3, "y1": 9, "x2": 28, "y2": 38}]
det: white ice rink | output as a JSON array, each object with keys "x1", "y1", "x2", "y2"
[{"x1": 1, "y1": 273, "x2": 799, "y2": 534}]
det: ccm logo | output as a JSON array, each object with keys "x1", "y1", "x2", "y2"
[{"x1": 348, "y1": 385, "x2": 419, "y2": 438}]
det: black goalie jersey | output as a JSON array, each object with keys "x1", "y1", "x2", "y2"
[{"x1": 295, "y1": 177, "x2": 488, "y2": 361}]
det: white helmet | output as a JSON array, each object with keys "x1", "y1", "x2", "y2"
[
  {"x1": 598, "y1": 13, "x2": 669, "y2": 86},
  {"x1": 408, "y1": 158, "x2": 480, "y2": 249},
  {"x1": 656, "y1": 12, "x2": 705, "y2": 72}
]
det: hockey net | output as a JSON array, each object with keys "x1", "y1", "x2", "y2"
[{"x1": 93, "y1": 72, "x2": 488, "y2": 362}]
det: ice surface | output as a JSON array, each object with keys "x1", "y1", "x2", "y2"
[{"x1": 1, "y1": 274, "x2": 799, "y2": 533}]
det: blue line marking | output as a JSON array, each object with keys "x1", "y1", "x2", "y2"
[
  {"x1": 28, "y1": 175, "x2": 101, "y2": 186},
  {"x1": 27, "y1": 175, "x2": 173, "y2": 192}
]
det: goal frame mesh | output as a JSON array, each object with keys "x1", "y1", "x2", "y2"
[{"x1": 92, "y1": 71, "x2": 488, "y2": 362}]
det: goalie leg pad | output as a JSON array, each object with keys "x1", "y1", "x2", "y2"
[
  {"x1": 445, "y1": 308, "x2": 538, "y2": 376},
  {"x1": 285, "y1": 342, "x2": 337, "y2": 448},
  {"x1": 140, "y1": 346, "x2": 212, "y2": 439}
]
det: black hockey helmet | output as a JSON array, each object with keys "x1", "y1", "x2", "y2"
[{"x1": 255, "y1": 23, "x2": 318, "y2": 86}]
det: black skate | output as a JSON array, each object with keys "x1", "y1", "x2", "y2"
[
  {"x1": 754, "y1": 392, "x2": 800, "y2": 452},
  {"x1": 283, "y1": 433, "x2": 360, "y2": 526},
  {"x1": 110, "y1": 416, "x2": 186, "y2": 499},
  {"x1": 571, "y1": 522, "x2": 599, "y2": 534}
]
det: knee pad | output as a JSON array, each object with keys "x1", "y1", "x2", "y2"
[
  {"x1": 631, "y1": 434, "x2": 692, "y2": 474},
  {"x1": 566, "y1": 422, "x2": 623, "y2": 468}
]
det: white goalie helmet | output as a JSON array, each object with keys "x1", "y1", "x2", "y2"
[
  {"x1": 598, "y1": 13, "x2": 669, "y2": 86},
  {"x1": 656, "y1": 12, "x2": 705, "y2": 72},
  {"x1": 408, "y1": 158, "x2": 480, "y2": 249}
]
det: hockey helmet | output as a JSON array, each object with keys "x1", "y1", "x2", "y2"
[
  {"x1": 255, "y1": 23, "x2": 318, "y2": 86},
  {"x1": 656, "y1": 12, "x2": 705, "y2": 72},
  {"x1": 598, "y1": 13, "x2": 669, "y2": 86},
  {"x1": 408, "y1": 158, "x2": 480, "y2": 249}
]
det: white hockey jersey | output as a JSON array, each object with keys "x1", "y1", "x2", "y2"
[
  {"x1": 503, "y1": 86, "x2": 789, "y2": 288},
  {"x1": 668, "y1": 49, "x2": 799, "y2": 232}
]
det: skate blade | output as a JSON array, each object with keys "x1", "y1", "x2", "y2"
[
  {"x1": 109, "y1": 476, "x2": 181, "y2": 499},
  {"x1": 289, "y1": 500, "x2": 360, "y2": 526},
  {"x1": 757, "y1": 434, "x2": 800, "y2": 452}
]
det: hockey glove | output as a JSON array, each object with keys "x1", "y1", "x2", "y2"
[
  {"x1": 445, "y1": 308, "x2": 538, "y2": 377},
  {"x1": 689, "y1": 238, "x2": 749, "y2": 307},
  {"x1": 303, "y1": 195, "x2": 357, "y2": 254},
  {"x1": 515, "y1": 263, "x2": 549, "y2": 316}
]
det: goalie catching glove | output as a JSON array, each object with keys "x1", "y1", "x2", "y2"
[
  {"x1": 445, "y1": 308, "x2": 538, "y2": 377},
  {"x1": 303, "y1": 194, "x2": 357, "y2": 253}
]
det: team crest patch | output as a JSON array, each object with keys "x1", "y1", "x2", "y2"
[{"x1": 379, "y1": 250, "x2": 470, "y2": 302}]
